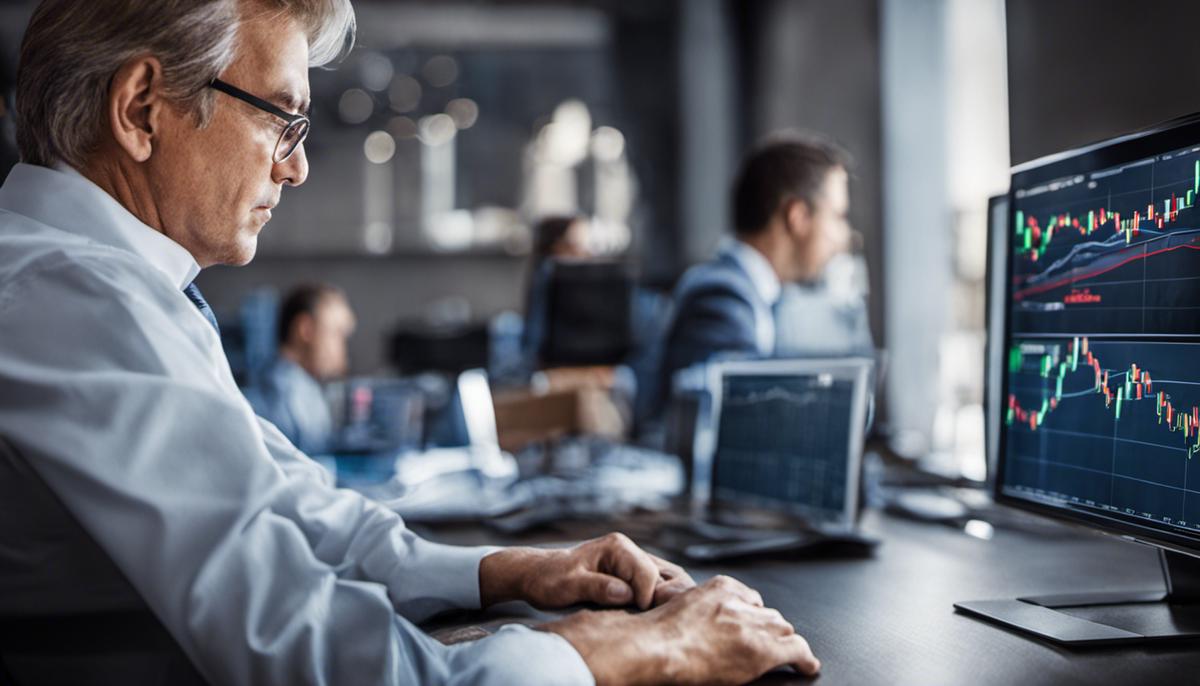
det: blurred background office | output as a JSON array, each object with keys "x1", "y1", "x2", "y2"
[{"x1": 2, "y1": 0, "x2": 1198, "y2": 481}]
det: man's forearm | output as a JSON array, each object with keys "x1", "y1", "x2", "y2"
[{"x1": 479, "y1": 547, "x2": 552, "y2": 607}]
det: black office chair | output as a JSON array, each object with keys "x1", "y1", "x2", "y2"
[
  {"x1": 0, "y1": 611, "x2": 207, "y2": 686},
  {"x1": 0, "y1": 651, "x2": 16, "y2": 685},
  {"x1": 0, "y1": 438, "x2": 208, "y2": 686}
]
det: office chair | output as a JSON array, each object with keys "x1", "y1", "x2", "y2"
[{"x1": 0, "y1": 438, "x2": 208, "y2": 686}]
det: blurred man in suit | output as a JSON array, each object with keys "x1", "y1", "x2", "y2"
[{"x1": 659, "y1": 135, "x2": 853, "y2": 399}]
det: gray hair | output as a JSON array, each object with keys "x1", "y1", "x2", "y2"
[{"x1": 15, "y1": 0, "x2": 355, "y2": 168}]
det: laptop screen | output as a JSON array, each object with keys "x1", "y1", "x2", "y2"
[
  {"x1": 457, "y1": 368, "x2": 499, "y2": 452},
  {"x1": 709, "y1": 359, "x2": 871, "y2": 528}
]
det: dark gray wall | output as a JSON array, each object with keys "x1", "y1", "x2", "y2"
[
  {"x1": 736, "y1": 0, "x2": 885, "y2": 346},
  {"x1": 1007, "y1": 0, "x2": 1200, "y2": 164}
]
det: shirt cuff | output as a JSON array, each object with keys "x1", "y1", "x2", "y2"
[
  {"x1": 394, "y1": 541, "x2": 501, "y2": 613},
  {"x1": 445, "y1": 624, "x2": 595, "y2": 685}
]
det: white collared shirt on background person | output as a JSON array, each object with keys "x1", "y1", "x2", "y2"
[{"x1": 726, "y1": 238, "x2": 782, "y2": 356}]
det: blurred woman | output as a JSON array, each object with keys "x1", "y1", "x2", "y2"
[{"x1": 520, "y1": 215, "x2": 592, "y2": 370}]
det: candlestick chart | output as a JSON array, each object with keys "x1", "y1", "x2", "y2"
[
  {"x1": 1004, "y1": 144, "x2": 1200, "y2": 531},
  {"x1": 1005, "y1": 338, "x2": 1200, "y2": 527},
  {"x1": 1010, "y1": 148, "x2": 1200, "y2": 335}
]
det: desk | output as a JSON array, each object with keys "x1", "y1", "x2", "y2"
[{"x1": 419, "y1": 506, "x2": 1198, "y2": 685}]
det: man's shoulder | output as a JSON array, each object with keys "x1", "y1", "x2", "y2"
[
  {"x1": 259, "y1": 358, "x2": 309, "y2": 393},
  {"x1": 0, "y1": 209, "x2": 166, "y2": 300},
  {"x1": 661, "y1": 254, "x2": 761, "y2": 377},
  {"x1": 668, "y1": 254, "x2": 758, "y2": 347},
  {"x1": 674, "y1": 253, "x2": 757, "y2": 311}
]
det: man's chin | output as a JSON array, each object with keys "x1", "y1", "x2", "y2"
[
  {"x1": 234, "y1": 241, "x2": 258, "y2": 266},
  {"x1": 221, "y1": 235, "x2": 259, "y2": 267}
]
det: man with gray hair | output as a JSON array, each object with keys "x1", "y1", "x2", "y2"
[{"x1": 0, "y1": 1, "x2": 820, "y2": 684}]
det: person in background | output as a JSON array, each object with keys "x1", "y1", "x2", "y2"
[
  {"x1": 520, "y1": 214, "x2": 592, "y2": 369},
  {"x1": 657, "y1": 134, "x2": 853, "y2": 406},
  {"x1": 513, "y1": 214, "x2": 628, "y2": 429},
  {"x1": 244, "y1": 283, "x2": 355, "y2": 455}
]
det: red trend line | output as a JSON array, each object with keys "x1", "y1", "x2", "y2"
[{"x1": 1014, "y1": 242, "x2": 1200, "y2": 302}]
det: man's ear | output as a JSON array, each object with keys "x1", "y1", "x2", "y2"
[
  {"x1": 294, "y1": 312, "x2": 316, "y2": 345},
  {"x1": 782, "y1": 197, "x2": 813, "y2": 240},
  {"x1": 107, "y1": 56, "x2": 167, "y2": 163}
]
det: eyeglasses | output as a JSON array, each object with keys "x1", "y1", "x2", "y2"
[{"x1": 209, "y1": 78, "x2": 310, "y2": 163}]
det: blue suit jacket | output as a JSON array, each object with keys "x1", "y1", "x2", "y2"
[{"x1": 656, "y1": 251, "x2": 765, "y2": 411}]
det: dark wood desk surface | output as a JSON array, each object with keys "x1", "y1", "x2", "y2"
[{"x1": 419, "y1": 506, "x2": 1199, "y2": 685}]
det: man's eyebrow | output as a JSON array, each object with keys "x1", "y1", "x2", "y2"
[{"x1": 272, "y1": 90, "x2": 311, "y2": 116}]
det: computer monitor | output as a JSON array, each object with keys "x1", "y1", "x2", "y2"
[
  {"x1": 336, "y1": 377, "x2": 425, "y2": 454},
  {"x1": 540, "y1": 260, "x2": 633, "y2": 367},
  {"x1": 388, "y1": 322, "x2": 490, "y2": 375},
  {"x1": 703, "y1": 358, "x2": 872, "y2": 532},
  {"x1": 956, "y1": 114, "x2": 1200, "y2": 644},
  {"x1": 983, "y1": 193, "x2": 1010, "y2": 485}
]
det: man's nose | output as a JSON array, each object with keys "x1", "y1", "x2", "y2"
[{"x1": 274, "y1": 143, "x2": 309, "y2": 187}]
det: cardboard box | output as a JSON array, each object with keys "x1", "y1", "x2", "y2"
[{"x1": 493, "y1": 386, "x2": 625, "y2": 452}]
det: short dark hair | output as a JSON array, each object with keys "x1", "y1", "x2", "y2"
[
  {"x1": 277, "y1": 283, "x2": 343, "y2": 346},
  {"x1": 732, "y1": 133, "x2": 850, "y2": 236},
  {"x1": 532, "y1": 214, "x2": 582, "y2": 261}
]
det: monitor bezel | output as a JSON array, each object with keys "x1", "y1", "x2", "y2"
[
  {"x1": 705, "y1": 357, "x2": 873, "y2": 531},
  {"x1": 996, "y1": 112, "x2": 1200, "y2": 555},
  {"x1": 984, "y1": 193, "x2": 1010, "y2": 489}
]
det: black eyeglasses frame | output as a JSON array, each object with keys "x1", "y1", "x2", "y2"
[{"x1": 209, "y1": 78, "x2": 310, "y2": 163}]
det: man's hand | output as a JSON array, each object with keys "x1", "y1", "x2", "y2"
[
  {"x1": 542, "y1": 575, "x2": 820, "y2": 686},
  {"x1": 479, "y1": 533, "x2": 694, "y2": 610}
]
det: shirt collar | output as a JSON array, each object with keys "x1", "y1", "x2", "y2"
[
  {"x1": 0, "y1": 162, "x2": 201, "y2": 290},
  {"x1": 724, "y1": 238, "x2": 782, "y2": 306}
]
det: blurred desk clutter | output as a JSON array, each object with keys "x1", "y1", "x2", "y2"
[
  {"x1": 322, "y1": 365, "x2": 684, "y2": 528},
  {"x1": 214, "y1": 276, "x2": 900, "y2": 553},
  {"x1": 317, "y1": 355, "x2": 891, "y2": 572}
]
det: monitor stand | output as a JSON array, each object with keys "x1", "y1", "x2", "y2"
[{"x1": 955, "y1": 548, "x2": 1200, "y2": 645}]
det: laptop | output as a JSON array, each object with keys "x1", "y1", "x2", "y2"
[
  {"x1": 456, "y1": 367, "x2": 501, "y2": 453},
  {"x1": 662, "y1": 357, "x2": 878, "y2": 561},
  {"x1": 356, "y1": 369, "x2": 521, "y2": 520}
]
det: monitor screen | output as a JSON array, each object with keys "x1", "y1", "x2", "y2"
[
  {"x1": 999, "y1": 115, "x2": 1200, "y2": 551},
  {"x1": 541, "y1": 260, "x2": 633, "y2": 366},
  {"x1": 457, "y1": 368, "x2": 499, "y2": 452},
  {"x1": 709, "y1": 359, "x2": 870, "y2": 528}
]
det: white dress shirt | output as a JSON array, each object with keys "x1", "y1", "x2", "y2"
[
  {"x1": 725, "y1": 239, "x2": 782, "y2": 356},
  {"x1": 0, "y1": 163, "x2": 592, "y2": 685}
]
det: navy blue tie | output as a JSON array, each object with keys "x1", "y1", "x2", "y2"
[{"x1": 183, "y1": 282, "x2": 220, "y2": 335}]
